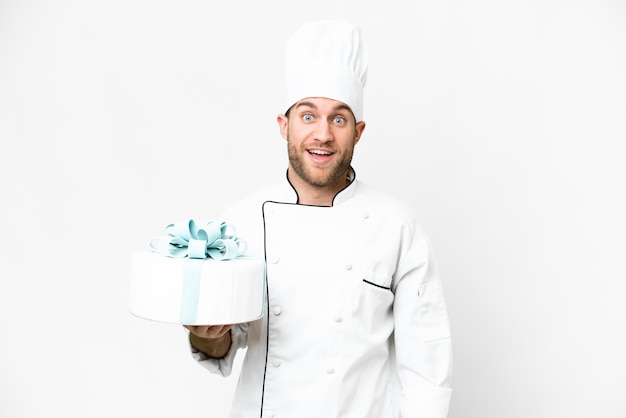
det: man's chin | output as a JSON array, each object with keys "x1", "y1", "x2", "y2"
[{"x1": 302, "y1": 170, "x2": 347, "y2": 188}]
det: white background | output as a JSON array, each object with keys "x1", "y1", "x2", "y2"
[{"x1": 1, "y1": 1, "x2": 625, "y2": 417}]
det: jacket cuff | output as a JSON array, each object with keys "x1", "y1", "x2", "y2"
[{"x1": 401, "y1": 384, "x2": 452, "y2": 418}]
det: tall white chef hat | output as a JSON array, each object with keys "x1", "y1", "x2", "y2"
[{"x1": 283, "y1": 19, "x2": 369, "y2": 122}]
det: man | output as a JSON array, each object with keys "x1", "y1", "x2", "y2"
[{"x1": 185, "y1": 19, "x2": 453, "y2": 417}]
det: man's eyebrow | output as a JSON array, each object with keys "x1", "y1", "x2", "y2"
[
  {"x1": 332, "y1": 103, "x2": 352, "y2": 113},
  {"x1": 295, "y1": 101, "x2": 317, "y2": 110}
]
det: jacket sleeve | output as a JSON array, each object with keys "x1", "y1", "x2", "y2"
[
  {"x1": 188, "y1": 322, "x2": 249, "y2": 377},
  {"x1": 393, "y1": 221, "x2": 453, "y2": 418}
]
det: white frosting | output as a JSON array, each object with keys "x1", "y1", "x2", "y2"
[{"x1": 129, "y1": 251, "x2": 265, "y2": 325}]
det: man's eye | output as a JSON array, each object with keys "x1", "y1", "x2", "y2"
[
  {"x1": 333, "y1": 117, "x2": 345, "y2": 124},
  {"x1": 303, "y1": 114, "x2": 314, "y2": 122}
]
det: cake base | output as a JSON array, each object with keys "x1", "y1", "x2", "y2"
[{"x1": 129, "y1": 251, "x2": 265, "y2": 325}]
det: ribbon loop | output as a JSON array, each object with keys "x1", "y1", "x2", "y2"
[{"x1": 196, "y1": 221, "x2": 222, "y2": 246}]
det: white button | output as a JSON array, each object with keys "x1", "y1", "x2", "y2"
[
  {"x1": 271, "y1": 359, "x2": 281, "y2": 367},
  {"x1": 334, "y1": 314, "x2": 343, "y2": 323},
  {"x1": 362, "y1": 212, "x2": 369, "y2": 219},
  {"x1": 326, "y1": 367, "x2": 335, "y2": 374},
  {"x1": 271, "y1": 257, "x2": 280, "y2": 264},
  {"x1": 344, "y1": 263, "x2": 353, "y2": 271},
  {"x1": 272, "y1": 306, "x2": 282, "y2": 315}
]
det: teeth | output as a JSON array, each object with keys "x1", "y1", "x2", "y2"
[{"x1": 309, "y1": 150, "x2": 331, "y2": 155}]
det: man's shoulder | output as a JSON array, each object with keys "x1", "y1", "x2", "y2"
[
  {"x1": 353, "y1": 180, "x2": 429, "y2": 236},
  {"x1": 354, "y1": 180, "x2": 415, "y2": 215}
]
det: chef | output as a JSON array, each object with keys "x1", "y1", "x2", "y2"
[{"x1": 184, "y1": 19, "x2": 453, "y2": 417}]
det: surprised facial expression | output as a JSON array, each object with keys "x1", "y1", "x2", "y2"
[{"x1": 278, "y1": 97, "x2": 365, "y2": 189}]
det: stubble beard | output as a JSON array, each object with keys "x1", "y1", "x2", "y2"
[{"x1": 287, "y1": 137, "x2": 355, "y2": 187}]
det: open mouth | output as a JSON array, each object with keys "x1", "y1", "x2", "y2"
[
  {"x1": 308, "y1": 149, "x2": 333, "y2": 156},
  {"x1": 307, "y1": 149, "x2": 334, "y2": 164}
]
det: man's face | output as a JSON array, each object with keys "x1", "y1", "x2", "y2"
[{"x1": 277, "y1": 97, "x2": 366, "y2": 189}]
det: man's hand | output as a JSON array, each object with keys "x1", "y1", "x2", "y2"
[{"x1": 184, "y1": 324, "x2": 233, "y2": 359}]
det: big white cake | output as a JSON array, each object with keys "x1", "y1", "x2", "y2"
[{"x1": 128, "y1": 219, "x2": 266, "y2": 325}]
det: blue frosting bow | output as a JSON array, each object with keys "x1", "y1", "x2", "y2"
[{"x1": 150, "y1": 219, "x2": 247, "y2": 260}]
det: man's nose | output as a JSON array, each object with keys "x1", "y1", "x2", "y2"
[{"x1": 314, "y1": 121, "x2": 333, "y2": 143}]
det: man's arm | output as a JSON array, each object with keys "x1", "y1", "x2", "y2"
[
  {"x1": 184, "y1": 325, "x2": 233, "y2": 359},
  {"x1": 394, "y1": 224, "x2": 453, "y2": 418}
]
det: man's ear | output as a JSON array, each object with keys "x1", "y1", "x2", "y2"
[
  {"x1": 277, "y1": 114, "x2": 289, "y2": 140},
  {"x1": 354, "y1": 121, "x2": 366, "y2": 144}
]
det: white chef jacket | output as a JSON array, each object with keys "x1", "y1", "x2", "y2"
[{"x1": 190, "y1": 170, "x2": 453, "y2": 417}]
